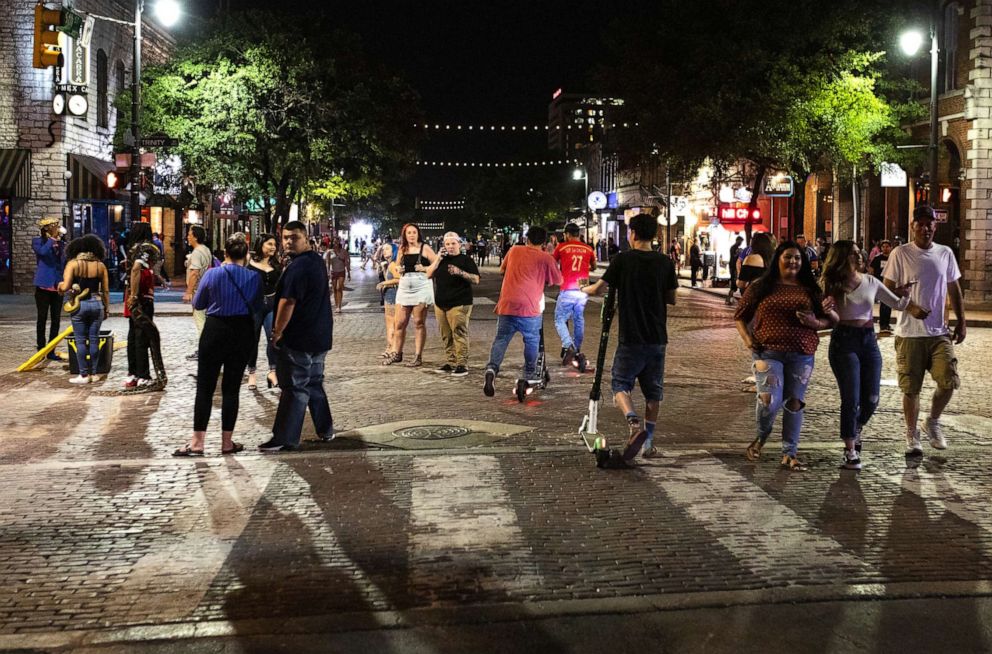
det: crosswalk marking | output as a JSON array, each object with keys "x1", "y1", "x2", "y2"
[{"x1": 409, "y1": 456, "x2": 542, "y2": 600}]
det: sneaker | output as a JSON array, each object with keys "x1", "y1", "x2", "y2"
[
  {"x1": 923, "y1": 418, "x2": 947, "y2": 450},
  {"x1": 46, "y1": 352, "x2": 61, "y2": 361},
  {"x1": 312, "y1": 432, "x2": 336, "y2": 443},
  {"x1": 483, "y1": 368, "x2": 496, "y2": 397},
  {"x1": 258, "y1": 439, "x2": 298, "y2": 453},
  {"x1": 878, "y1": 328, "x2": 893, "y2": 338},
  {"x1": 123, "y1": 378, "x2": 138, "y2": 389},
  {"x1": 642, "y1": 446, "x2": 662, "y2": 459},
  {"x1": 854, "y1": 424, "x2": 863, "y2": 454},
  {"x1": 69, "y1": 375, "x2": 91, "y2": 385},
  {"x1": 451, "y1": 365, "x2": 469, "y2": 377},
  {"x1": 561, "y1": 345, "x2": 576, "y2": 367},
  {"x1": 435, "y1": 364, "x2": 454, "y2": 374},
  {"x1": 842, "y1": 449, "x2": 862, "y2": 471},
  {"x1": 185, "y1": 351, "x2": 199, "y2": 361},
  {"x1": 136, "y1": 378, "x2": 153, "y2": 388},
  {"x1": 904, "y1": 428, "x2": 923, "y2": 456}
]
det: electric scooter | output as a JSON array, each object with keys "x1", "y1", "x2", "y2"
[{"x1": 514, "y1": 327, "x2": 551, "y2": 402}]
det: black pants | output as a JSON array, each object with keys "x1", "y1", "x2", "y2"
[
  {"x1": 728, "y1": 272, "x2": 738, "y2": 298},
  {"x1": 690, "y1": 263, "x2": 701, "y2": 286},
  {"x1": 194, "y1": 315, "x2": 254, "y2": 432},
  {"x1": 879, "y1": 303, "x2": 892, "y2": 330},
  {"x1": 35, "y1": 288, "x2": 61, "y2": 350},
  {"x1": 127, "y1": 300, "x2": 155, "y2": 378}
]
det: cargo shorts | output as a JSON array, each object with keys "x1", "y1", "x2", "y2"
[{"x1": 894, "y1": 335, "x2": 960, "y2": 396}]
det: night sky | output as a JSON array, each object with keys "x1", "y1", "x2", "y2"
[{"x1": 177, "y1": 0, "x2": 608, "y2": 200}]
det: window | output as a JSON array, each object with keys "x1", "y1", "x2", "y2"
[
  {"x1": 96, "y1": 49, "x2": 108, "y2": 127},
  {"x1": 115, "y1": 60, "x2": 125, "y2": 93},
  {"x1": 943, "y1": 2, "x2": 960, "y2": 92}
]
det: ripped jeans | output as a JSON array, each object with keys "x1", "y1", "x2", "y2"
[
  {"x1": 753, "y1": 350, "x2": 815, "y2": 457},
  {"x1": 827, "y1": 326, "x2": 882, "y2": 442}
]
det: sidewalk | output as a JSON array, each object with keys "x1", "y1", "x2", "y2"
[{"x1": 0, "y1": 282, "x2": 193, "y2": 320}]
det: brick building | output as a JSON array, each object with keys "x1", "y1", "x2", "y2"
[{"x1": 0, "y1": 0, "x2": 173, "y2": 294}]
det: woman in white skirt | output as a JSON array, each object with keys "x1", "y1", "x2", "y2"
[{"x1": 383, "y1": 223, "x2": 437, "y2": 367}]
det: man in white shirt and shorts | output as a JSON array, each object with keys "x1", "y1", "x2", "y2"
[{"x1": 883, "y1": 205, "x2": 967, "y2": 455}]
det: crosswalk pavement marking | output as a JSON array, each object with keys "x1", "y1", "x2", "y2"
[
  {"x1": 643, "y1": 455, "x2": 874, "y2": 579},
  {"x1": 409, "y1": 456, "x2": 542, "y2": 599}
]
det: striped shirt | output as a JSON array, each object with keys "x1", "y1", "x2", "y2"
[{"x1": 192, "y1": 264, "x2": 262, "y2": 317}]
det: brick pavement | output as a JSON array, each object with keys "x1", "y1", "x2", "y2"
[{"x1": 2, "y1": 266, "x2": 992, "y2": 647}]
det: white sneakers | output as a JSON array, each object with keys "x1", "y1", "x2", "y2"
[
  {"x1": 69, "y1": 375, "x2": 91, "y2": 385},
  {"x1": 922, "y1": 418, "x2": 948, "y2": 450},
  {"x1": 905, "y1": 418, "x2": 948, "y2": 455}
]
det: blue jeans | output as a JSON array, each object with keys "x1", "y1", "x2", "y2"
[
  {"x1": 486, "y1": 315, "x2": 542, "y2": 379},
  {"x1": 271, "y1": 346, "x2": 333, "y2": 446},
  {"x1": 828, "y1": 326, "x2": 882, "y2": 442},
  {"x1": 554, "y1": 290, "x2": 588, "y2": 351},
  {"x1": 753, "y1": 350, "x2": 815, "y2": 457},
  {"x1": 71, "y1": 298, "x2": 103, "y2": 375},
  {"x1": 249, "y1": 307, "x2": 276, "y2": 372}
]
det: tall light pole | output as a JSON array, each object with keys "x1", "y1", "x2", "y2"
[
  {"x1": 573, "y1": 167, "x2": 588, "y2": 241},
  {"x1": 901, "y1": 2, "x2": 939, "y2": 207}
]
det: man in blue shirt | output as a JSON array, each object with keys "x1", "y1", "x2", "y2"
[
  {"x1": 32, "y1": 217, "x2": 65, "y2": 359},
  {"x1": 260, "y1": 221, "x2": 334, "y2": 452}
]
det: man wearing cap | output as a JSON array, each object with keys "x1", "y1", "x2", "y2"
[
  {"x1": 32, "y1": 217, "x2": 65, "y2": 360},
  {"x1": 552, "y1": 223, "x2": 596, "y2": 365},
  {"x1": 883, "y1": 204, "x2": 967, "y2": 455}
]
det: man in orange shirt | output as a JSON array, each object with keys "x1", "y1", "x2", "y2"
[
  {"x1": 483, "y1": 226, "x2": 563, "y2": 397},
  {"x1": 552, "y1": 223, "x2": 597, "y2": 366}
]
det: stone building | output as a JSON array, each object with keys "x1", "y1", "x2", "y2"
[{"x1": 0, "y1": 0, "x2": 173, "y2": 293}]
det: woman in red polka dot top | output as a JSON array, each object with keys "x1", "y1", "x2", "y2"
[{"x1": 734, "y1": 241, "x2": 839, "y2": 471}]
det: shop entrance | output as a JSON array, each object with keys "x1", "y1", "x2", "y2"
[{"x1": 0, "y1": 200, "x2": 12, "y2": 294}]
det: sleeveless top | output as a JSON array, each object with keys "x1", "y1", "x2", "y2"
[
  {"x1": 73, "y1": 259, "x2": 103, "y2": 295},
  {"x1": 250, "y1": 261, "x2": 281, "y2": 296},
  {"x1": 401, "y1": 243, "x2": 429, "y2": 274}
]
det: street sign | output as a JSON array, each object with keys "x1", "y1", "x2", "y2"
[
  {"x1": 934, "y1": 209, "x2": 948, "y2": 223},
  {"x1": 138, "y1": 135, "x2": 179, "y2": 148},
  {"x1": 763, "y1": 173, "x2": 794, "y2": 197},
  {"x1": 587, "y1": 191, "x2": 607, "y2": 210},
  {"x1": 881, "y1": 162, "x2": 908, "y2": 188},
  {"x1": 55, "y1": 83, "x2": 86, "y2": 94},
  {"x1": 58, "y1": 9, "x2": 84, "y2": 39},
  {"x1": 670, "y1": 195, "x2": 689, "y2": 215}
]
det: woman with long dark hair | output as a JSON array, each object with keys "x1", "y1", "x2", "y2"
[
  {"x1": 174, "y1": 235, "x2": 261, "y2": 456},
  {"x1": 734, "y1": 241, "x2": 838, "y2": 471},
  {"x1": 123, "y1": 222, "x2": 164, "y2": 390},
  {"x1": 383, "y1": 223, "x2": 437, "y2": 367},
  {"x1": 59, "y1": 234, "x2": 110, "y2": 383},
  {"x1": 820, "y1": 240, "x2": 929, "y2": 470},
  {"x1": 246, "y1": 233, "x2": 281, "y2": 390},
  {"x1": 736, "y1": 231, "x2": 776, "y2": 293}
]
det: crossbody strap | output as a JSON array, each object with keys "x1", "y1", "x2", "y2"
[{"x1": 222, "y1": 266, "x2": 253, "y2": 313}]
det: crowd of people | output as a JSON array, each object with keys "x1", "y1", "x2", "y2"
[{"x1": 34, "y1": 204, "x2": 969, "y2": 471}]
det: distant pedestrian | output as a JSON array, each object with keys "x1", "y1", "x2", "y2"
[
  {"x1": 734, "y1": 241, "x2": 838, "y2": 471},
  {"x1": 796, "y1": 234, "x2": 820, "y2": 275},
  {"x1": 689, "y1": 238, "x2": 703, "y2": 287},
  {"x1": 668, "y1": 238, "x2": 682, "y2": 275},
  {"x1": 483, "y1": 226, "x2": 562, "y2": 396},
  {"x1": 727, "y1": 235, "x2": 744, "y2": 305},
  {"x1": 736, "y1": 232, "x2": 776, "y2": 294},
  {"x1": 376, "y1": 260, "x2": 401, "y2": 359},
  {"x1": 33, "y1": 217, "x2": 65, "y2": 359},
  {"x1": 821, "y1": 240, "x2": 929, "y2": 470},
  {"x1": 152, "y1": 232, "x2": 170, "y2": 284},
  {"x1": 552, "y1": 223, "x2": 596, "y2": 366},
  {"x1": 325, "y1": 237, "x2": 350, "y2": 313},
  {"x1": 182, "y1": 225, "x2": 212, "y2": 361},
  {"x1": 174, "y1": 235, "x2": 261, "y2": 457},
  {"x1": 246, "y1": 233, "x2": 281, "y2": 390},
  {"x1": 427, "y1": 231, "x2": 480, "y2": 376},
  {"x1": 581, "y1": 213, "x2": 678, "y2": 460},
  {"x1": 259, "y1": 221, "x2": 334, "y2": 452},
  {"x1": 869, "y1": 240, "x2": 894, "y2": 334},
  {"x1": 58, "y1": 234, "x2": 110, "y2": 384},
  {"x1": 883, "y1": 205, "x2": 967, "y2": 455},
  {"x1": 383, "y1": 223, "x2": 438, "y2": 367}
]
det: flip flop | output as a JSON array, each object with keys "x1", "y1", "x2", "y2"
[
  {"x1": 172, "y1": 445, "x2": 205, "y2": 457},
  {"x1": 221, "y1": 442, "x2": 244, "y2": 455}
]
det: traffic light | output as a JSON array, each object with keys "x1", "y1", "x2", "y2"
[{"x1": 33, "y1": 4, "x2": 64, "y2": 69}]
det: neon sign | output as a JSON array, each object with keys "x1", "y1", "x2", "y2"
[{"x1": 717, "y1": 202, "x2": 760, "y2": 225}]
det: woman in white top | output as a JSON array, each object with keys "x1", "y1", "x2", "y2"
[
  {"x1": 384, "y1": 223, "x2": 437, "y2": 367},
  {"x1": 821, "y1": 240, "x2": 929, "y2": 470}
]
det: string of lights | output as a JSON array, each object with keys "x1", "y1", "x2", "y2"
[
  {"x1": 418, "y1": 200, "x2": 465, "y2": 206},
  {"x1": 417, "y1": 206, "x2": 466, "y2": 211},
  {"x1": 415, "y1": 159, "x2": 580, "y2": 168},
  {"x1": 413, "y1": 123, "x2": 638, "y2": 131}
]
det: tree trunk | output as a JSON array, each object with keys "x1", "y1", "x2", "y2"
[{"x1": 745, "y1": 163, "x2": 767, "y2": 246}]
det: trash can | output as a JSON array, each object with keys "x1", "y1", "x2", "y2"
[{"x1": 67, "y1": 329, "x2": 114, "y2": 375}]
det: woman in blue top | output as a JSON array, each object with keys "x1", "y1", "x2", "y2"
[
  {"x1": 174, "y1": 234, "x2": 262, "y2": 457},
  {"x1": 58, "y1": 235, "x2": 111, "y2": 384},
  {"x1": 32, "y1": 217, "x2": 65, "y2": 358}
]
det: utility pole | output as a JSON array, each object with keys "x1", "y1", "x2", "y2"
[{"x1": 129, "y1": 0, "x2": 143, "y2": 226}]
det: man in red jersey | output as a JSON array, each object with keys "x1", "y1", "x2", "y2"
[{"x1": 552, "y1": 223, "x2": 597, "y2": 366}]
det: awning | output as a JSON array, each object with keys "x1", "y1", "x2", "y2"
[
  {"x1": 0, "y1": 149, "x2": 31, "y2": 199},
  {"x1": 68, "y1": 154, "x2": 126, "y2": 202}
]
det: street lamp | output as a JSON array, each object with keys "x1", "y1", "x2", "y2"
[
  {"x1": 900, "y1": 5, "x2": 939, "y2": 207},
  {"x1": 572, "y1": 167, "x2": 589, "y2": 242}
]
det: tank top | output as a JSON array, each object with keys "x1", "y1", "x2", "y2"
[
  {"x1": 401, "y1": 244, "x2": 429, "y2": 274},
  {"x1": 74, "y1": 260, "x2": 103, "y2": 295}
]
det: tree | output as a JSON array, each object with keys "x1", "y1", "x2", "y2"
[
  {"x1": 117, "y1": 12, "x2": 422, "y2": 230},
  {"x1": 599, "y1": 0, "x2": 924, "y2": 240},
  {"x1": 460, "y1": 167, "x2": 577, "y2": 237}
]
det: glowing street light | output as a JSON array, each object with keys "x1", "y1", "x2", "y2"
[
  {"x1": 153, "y1": 0, "x2": 182, "y2": 27},
  {"x1": 900, "y1": 29, "x2": 924, "y2": 56}
]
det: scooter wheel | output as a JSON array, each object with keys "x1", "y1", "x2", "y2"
[{"x1": 515, "y1": 379, "x2": 528, "y2": 403}]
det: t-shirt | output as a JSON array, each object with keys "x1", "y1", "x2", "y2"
[
  {"x1": 735, "y1": 283, "x2": 821, "y2": 355},
  {"x1": 553, "y1": 240, "x2": 596, "y2": 290},
  {"x1": 835, "y1": 274, "x2": 908, "y2": 323},
  {"x1": 188, "y1": 244, "x2": 212, "y2": 271},
  {"x1": 432, "y1": 253, "x2": 479, "y2": 310},
  {"x1": 869, "y1": 254, "x2": 888, "y2": 280},
  {"x1": 495, "y1": 246, "x2": 562, "y2": 317},
  {"x1": 276, "y1": 250, "x2": 333, "y2": 353},
  {"x1": 883, "y1": 242, "x2": 961, "y2": 338},
  {"x1": 601, "y1": 249, "x2": 677, "y2": 346}
]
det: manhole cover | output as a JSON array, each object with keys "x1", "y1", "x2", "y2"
[{"x1": 392, "y1": 424, "x2": 473, "y2": 440}]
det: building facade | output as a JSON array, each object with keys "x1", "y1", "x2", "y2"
[{"x1": 0, "y1": 0, "x2": 173, "y2": 293}]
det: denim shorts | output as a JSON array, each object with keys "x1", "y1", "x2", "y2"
[{"x1": 611, "y1": 343, "x2": 667, "y2": 401}]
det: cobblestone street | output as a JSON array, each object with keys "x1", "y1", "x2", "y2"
[{"x1": 3, "y1": 267, "x2": 992, "y2": 652}]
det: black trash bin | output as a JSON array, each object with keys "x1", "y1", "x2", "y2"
[{"x1": 67, "y1": 329, "x2": 115, "y2": 375}]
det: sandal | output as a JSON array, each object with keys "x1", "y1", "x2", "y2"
[
  {"x1": 382, "y1": 352, "x2": 404, "y2": 366},
  {"x1": 780, "y1": 455, "x2": 808, "y2": 472},
  {"x1": 405, "y1": 355, "x2": 423, "y2": 368},
  {"x1": 222, "y1": 442, "x2": 244, "y2": 455},
  {"x1": 247, "y1": 372, "x2": 257, "y2": 390},
  {"x1": 172, "y1": 444, "x2": 205, "y2": 457},
  {"x1": 745, "y1": 438, "x2": 763, "y2": 461}
]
